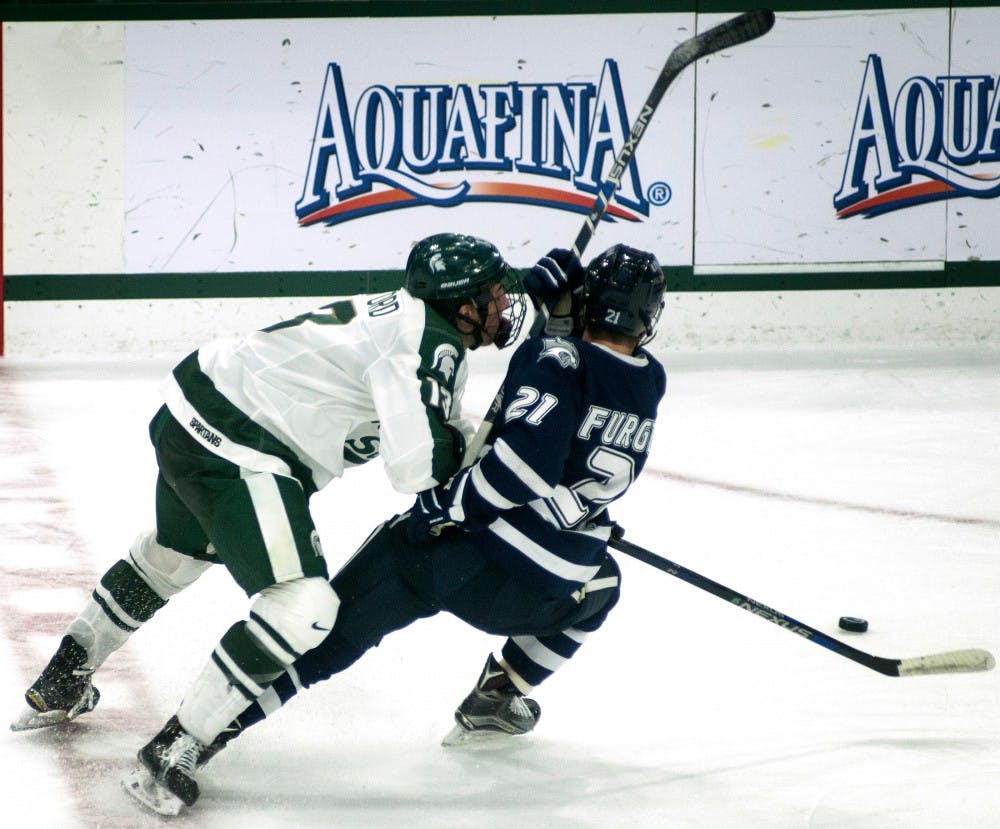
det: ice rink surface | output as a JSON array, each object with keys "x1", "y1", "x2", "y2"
[{"x1": 2, "y1": 343, "x2": 998, "y2": 828}]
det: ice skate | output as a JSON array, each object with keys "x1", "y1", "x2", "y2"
[
  {"x1": 11, "y1": 636, "x2": 100, "y2": 732},
  {"x1": 442, "y1": 655, "x2": 540, "y2": 747},
  {"x1": 196, "y1": 718, "x2": 243, "y2": 769},
  {"x1": 122, "y1": 716, "x2": 205, "y2": 816}
]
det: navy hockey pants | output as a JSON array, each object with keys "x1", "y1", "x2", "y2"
[{"x1": 251, "y1": 514, "x2": 620, "y2": 718}]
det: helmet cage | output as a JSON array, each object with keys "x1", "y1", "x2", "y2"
[
  {"x1": 405, "y1": 233, "x2": 526, "y2": 349},
  {"x1": 451, "y1": 266, "x2": 526, "y2": 349}
]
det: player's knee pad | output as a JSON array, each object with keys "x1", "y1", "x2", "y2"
[
  {"x1": 129, "y1": 530, "x2": 212, "y2": 599},
  {"x1": 247, "y1": 577, "x2": 339, "y2": 666},
  {"x1": 561, "y1": 555, "x2": 621, "y2": 634}
]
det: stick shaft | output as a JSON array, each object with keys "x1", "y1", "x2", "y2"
[
  {"x1": 610, "y1": 536, "x2": 995, "y2": 678},
  {"x1": 572, "y1": 8, "x2": 775, "y2": 258},
  {"x1": 463, "y1": 11, "x2": 776, "y2": 466}
]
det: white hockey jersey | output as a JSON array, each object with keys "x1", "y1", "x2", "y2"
[{"x1": 162, "y1": 290, "x2": 473, "y2": 494}]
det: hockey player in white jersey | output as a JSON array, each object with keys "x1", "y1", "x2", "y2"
[
  {"x1": 171, "y1": 244, "x2": 666, "y2": 796},
  {"x1": 10, "y1": 232, "x2": 546, "y2": 816}
]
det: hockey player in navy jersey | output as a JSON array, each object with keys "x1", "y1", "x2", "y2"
[
  {"x1": 192, "y1": 244, "x2": 668, "y2": 780},
  {"x1": 11, "y1": 233, "x2": 548, "y2": 816}
]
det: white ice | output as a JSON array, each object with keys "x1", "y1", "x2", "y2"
[{"x1": 2, "y1": 344, "x2": 998, "y2": 828}]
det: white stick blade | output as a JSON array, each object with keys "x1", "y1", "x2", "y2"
[{"x1": 897, "y1": 648, "x2": 995, "y2": 677}]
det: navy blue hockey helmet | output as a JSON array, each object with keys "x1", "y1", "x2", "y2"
[
  {"x1": 405, "y1": 233, "x2": 526, "y2": 348},
  {"x1": 581, "y1": 244, "x2": 665, "y2": 345}
]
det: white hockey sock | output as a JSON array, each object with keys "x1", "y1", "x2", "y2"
[
  {"x1": 176, "y1": 657, "x2": 255, "y2": 745},
  {"x1": 66, "y1": 600, "x2": 132, "y2": 671}
]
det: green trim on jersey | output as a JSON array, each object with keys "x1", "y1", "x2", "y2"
[
  {"x1": 260, "y1": 300, "x2": 357, "y2": 333},
  {"x1": 171, "y1": 352, "x2": 320, "y2": 495},
  {"x1": 416, "y1": 303, "x2": 469, "y2": 485}
]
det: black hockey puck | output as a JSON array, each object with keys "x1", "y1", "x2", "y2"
[{"x1": 838, "y1": 616, "x2": 869, "y2": 633}]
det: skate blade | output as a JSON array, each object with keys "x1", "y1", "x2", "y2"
[
  {"x1": 441, "y1": 723, "x2": 525, "y2": 748},
  {"x1": 122, "y1": 765, "x2": 185, "y2": 817},
  {"x1": 9, "y1": 706, "x2": 70, "y2": 732}
]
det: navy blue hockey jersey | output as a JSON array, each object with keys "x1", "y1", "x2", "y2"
[{"x1": 453, "y1": 335, "x2": 667, "y2": 596}]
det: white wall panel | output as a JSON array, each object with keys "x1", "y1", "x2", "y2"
[
  {"x1": 123, "y1": 14, "x2": 697, "y2": 273},
  {"x1": 694, "y1": 9, "x2": 951, "y2": 268},
  {"x1": 946, "y1": 7, "x2": 1000, "y2": 263},
  {"x1": 3, "y1": 22, "x2": 125, "y2": 274}
]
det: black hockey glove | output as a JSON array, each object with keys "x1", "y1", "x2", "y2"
[
  {"x1": 524, "y1": 248, "x2": 584, "y2": 306},
  {"x1": 404, "y1": 485, "x2": 456, "y2": 545},
  {"x1": 404, "y1": 466, "x2": 497, "y2": 545}
]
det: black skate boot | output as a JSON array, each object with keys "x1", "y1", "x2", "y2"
[
  {"x1": 11, "y1": 636, "x2": 101, "y2": 731},
  {"x1": 196, "y1": 717, "x2": 243, "y2": 769},
  {"x1": 122, "y1": 716, "x2": 206, "y2": 816},
  {"x1": 442, "y1": 655, "x2": 541, "y2": 747}
]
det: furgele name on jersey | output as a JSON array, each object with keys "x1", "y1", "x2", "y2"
[
  {"x1": 295, "y1": 62, "x2": 651, "y2": 227},
  {"x1": 835, "y1": 54, "x2": 1000, "y2": 218},
  {"x1": 578, "y1": 406, "x2": 655, "y2": 453}
]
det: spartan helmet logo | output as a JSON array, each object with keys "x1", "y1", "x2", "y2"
[
  {"x1": 428, "y1": 252, "x2": 447, "y2": 273},
  {"x1": 433, "y1": 344, "x2": 459, "y2": 383}
]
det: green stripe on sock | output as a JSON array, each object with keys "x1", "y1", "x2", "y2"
[
  {"x1": 219, "y1": 622, "x2": 287, "y2": 688},
  {"x1": 92, "y1": 591, "x2": 138, "y2": 633},
  {"x1": 100, "y1": 559, "x2": 167, "y2": 623},
  {"x1": 249, "y1": 610, "x2": 302, "y2": 661}
]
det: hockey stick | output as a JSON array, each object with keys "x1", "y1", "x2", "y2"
[
  {"x1": 569, "y1": 7, "x2": 775, "y2": 261},
  {"x1": 462, "y1": 9, "x2": 777, "y2": 466},
  {"x1": 609, "y1": 534, "x2": 996, "y2": 678}
]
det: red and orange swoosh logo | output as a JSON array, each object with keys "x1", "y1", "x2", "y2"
[{"x1": 299, "y1": 182, "x2": 642, "y2": 227}]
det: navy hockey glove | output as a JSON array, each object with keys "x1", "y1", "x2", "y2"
[
  {"x1": 404, "y1": 486, "x2": 455, "y2": 545},
  {"x1": 524, "y1": 248, "x2": 584, "y2": 306}
]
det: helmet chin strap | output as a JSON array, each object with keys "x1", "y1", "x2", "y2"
[
  {"x1": 455, "y1": 297, "x2": 509, "y2": 349},
  {"x1": 453, "y1": 309, "x2": 488, "y2": 350}
]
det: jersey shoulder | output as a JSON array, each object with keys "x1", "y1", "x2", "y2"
[
  {"x1": 360, "y1": 290, "x2": 466, "y2": 383},
  {"x1": 409, "y1": 295, "x2": 466, "y2": 390},
  {"x1": 636, "y1": 347, "x2": 668, "y2": 395},
  {"x1": 536, "y1": 336, "x2": 582, "y2": 369},
  {"x1": 514, "y1": 336, "x2": 583, "y2": 371}
]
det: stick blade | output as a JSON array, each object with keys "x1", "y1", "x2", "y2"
[{"x1": 897, "y1": 648, "x2": 996, "y2": 677}]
